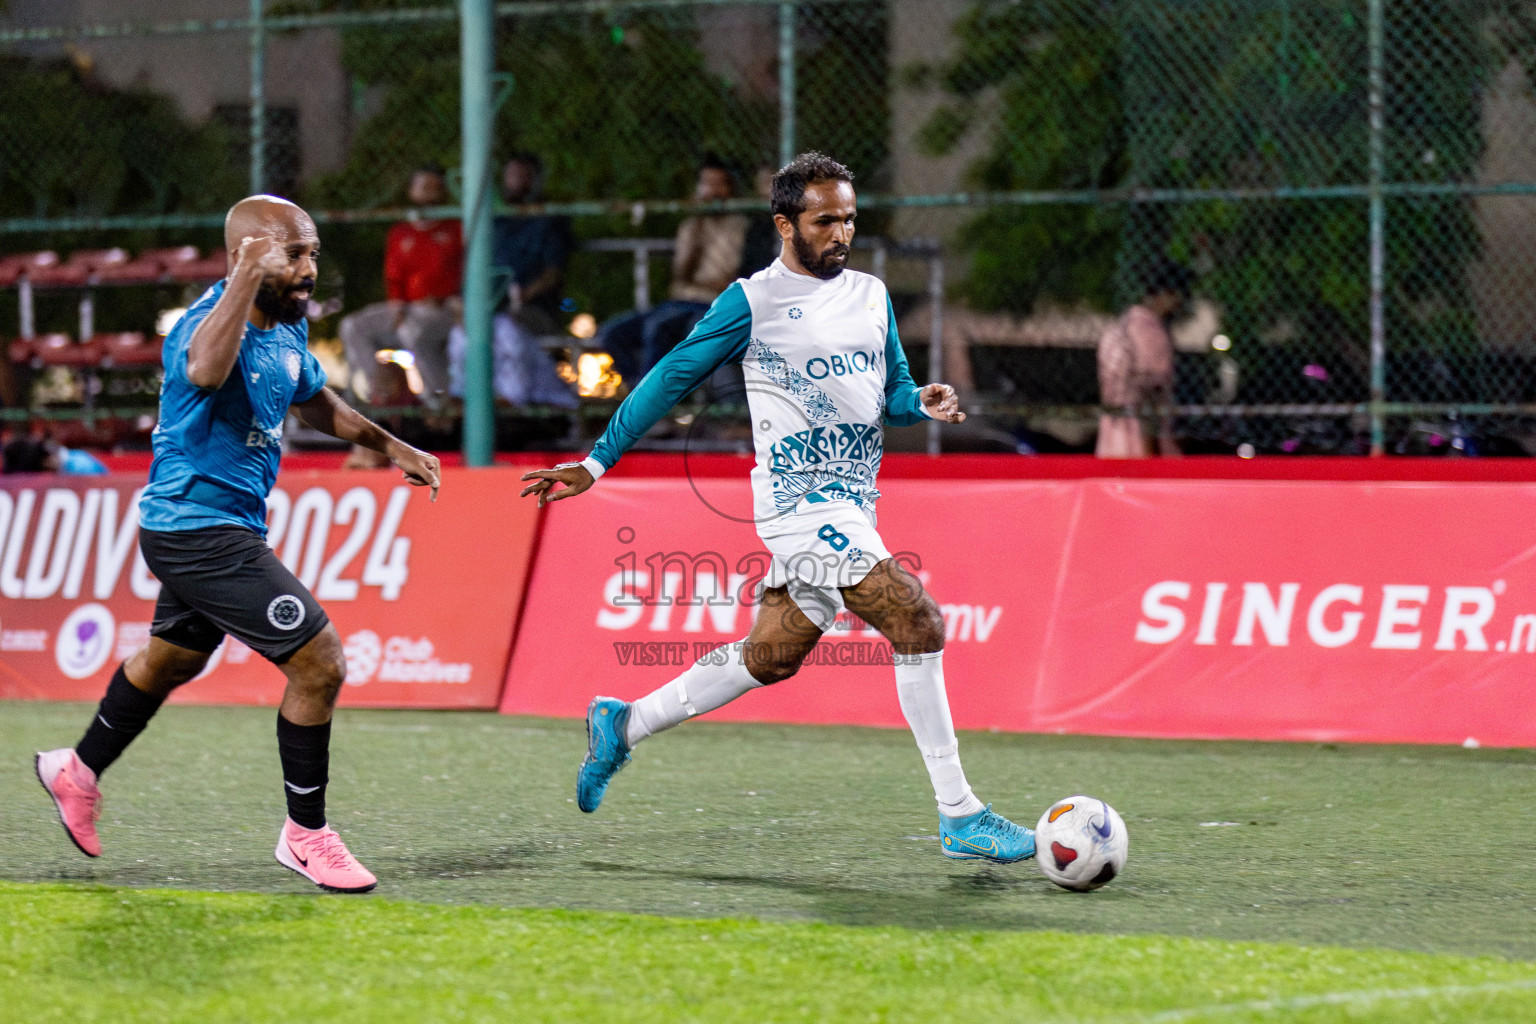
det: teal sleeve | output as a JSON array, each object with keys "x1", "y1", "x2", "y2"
[
  {"x1": 588, "y1": 282, "x2": 753, "y2": 471},
  {"x1": 881, "y1": 294, "x2": 931, "y2": 427},
  {"x1": 295, "y1": 347, "x2": 328, "y2": 403}
]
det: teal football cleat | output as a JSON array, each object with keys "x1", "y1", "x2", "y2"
[
  {"x1": 576, "y1": 696, "x2": 632, "y2": 813},
  {"x1": 939, "y1": 804, "x2": 1036, "y2": 863}
]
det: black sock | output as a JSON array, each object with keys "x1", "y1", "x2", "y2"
[
  {"x1": 277, "y1": 713, "x2": 330, "y2": 830},
  {"x1": 75, "y1": 664, "x2": 166, "y2": 778}
]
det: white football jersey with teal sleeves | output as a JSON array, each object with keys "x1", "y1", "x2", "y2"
[{"x1": 583, "y1": 258, "x2": 932, "y2": 526}]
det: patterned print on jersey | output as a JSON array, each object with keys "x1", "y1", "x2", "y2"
[
  {"x1": 767, "y1": 422, "x2": 883, "y2": 513},
  {"x1": 580, "y1": 267, "x2": 934, "y2": 531},
  {"x1": 746, "y1": 337, "x2": 839, "y2": 426}
]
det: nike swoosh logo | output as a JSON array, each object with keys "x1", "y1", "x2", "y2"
[
  {"x1": 97, "y1": 715, "x2": 114, "y2": 730},
  {"x1": 285, "y1": 782, "x2": 321, "y2": 794},
  {"x1": 289, "y1": 842, "x2": 308, "y2": 868},
  {"x1": 1092, "y1": 801, "x2": 1113, "y2": 839}
]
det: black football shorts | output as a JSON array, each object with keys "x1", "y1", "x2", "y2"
[{"x1": 139, "y1": 526, "x2": 329, "y2": 665}]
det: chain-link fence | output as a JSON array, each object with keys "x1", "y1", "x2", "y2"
[{"x1": 1, "y1": 0, "x2": 1534, "y2": 456}]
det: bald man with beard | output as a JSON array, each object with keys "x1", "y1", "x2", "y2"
[{"x1": 35, "y1": 196, "x2": 441, "y2": 894}]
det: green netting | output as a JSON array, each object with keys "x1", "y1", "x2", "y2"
[{"x1": 0, "y1": 0, "x2": 1534, "y2": 454}]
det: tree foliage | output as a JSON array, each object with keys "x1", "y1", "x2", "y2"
[
  {"x1": 910, "y1": 1, "x2": 1125, "y2": 316},
  {"x1": 295, "y1": 3, "x2": 776, "y2": 209},
  {"x1": 915, "y1": 0, "x2": 1535, "y2": 386},
  {"x1": 0, "y1": 54, "x2": 240, "y2": 220}
]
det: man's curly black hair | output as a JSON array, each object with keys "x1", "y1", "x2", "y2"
[{"x1": 770, "y1": 151, "x2": 854, "y2": 220}]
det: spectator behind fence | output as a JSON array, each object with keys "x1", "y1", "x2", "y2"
[
  {"x1": 339, "y1": 165, "x2": 463, "y2": 411},
  {"x1": 600, "y1": 158, "x2": 747, "y2": 383},
  {"x1": 1096, "y1": 260, "x2": 1195, "y2": 458},
  {"x1": 738, "y1": 165, "x2": 780, "y2": 279},
  {"x1": 445, "y1": 153, "x2": 578, "y2": 411},
  {"x1": 492, "y1": 153, "x2": 572, "y2": 333}
]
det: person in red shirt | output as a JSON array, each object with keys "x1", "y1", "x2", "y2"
[{"x1": 340, "y1": 166, "x2": 463, "y2": 414}]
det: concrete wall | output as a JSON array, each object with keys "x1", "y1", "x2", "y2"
[
  {"x1": 885, "y1": 0, "x2": 982, "y2": 289},
  {"x1": 1471, "y1": 57, "x2": 1536, "y2": 350}
]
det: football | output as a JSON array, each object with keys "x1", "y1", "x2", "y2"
[{"x1": 1035, "y1": 796, "x2": 1129, "y2": 891}]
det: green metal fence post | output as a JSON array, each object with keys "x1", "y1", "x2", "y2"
[
  {"x1": 926, "y1": 248, "x2": 943, "y2": 456},
  {"x1": 460, "y1": 0, "x2": 495, "y2": 467},
  {"x1": 778, "y1": 0, "x2": 796, "y2": 166},
  {"x1": 249, "y1": 0, "x2": 265, "y2": 195},
  {"x1": 1367, "y1": 0, "x2": 1386, "y2": 455}
]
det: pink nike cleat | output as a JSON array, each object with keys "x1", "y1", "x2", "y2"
[
  {"x1": 35, "y1": 748, "x2": 103, "y2": 858},
  {"x1": 275, "y1": 818, "x2": 377, "y2": 893}
]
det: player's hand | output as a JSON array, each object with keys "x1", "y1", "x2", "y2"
[
  {"x1": 234, "y1": 235, "x2": 290, "y2": 284},
  {"x1": 519, "y1": 464, "x2": 594, "y2": 508},
  {"x1": 920, "y1": 383, "x2": 966, "y2": 423},
  {"x1": 390, "y1": 444, "x2": 442, "y2": 502}
]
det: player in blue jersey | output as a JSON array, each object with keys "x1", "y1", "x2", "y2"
[
  {"x1": 519, "y1": 153, "x2": 1034, "y2": 864},
  {"x1": 36, "y1": 195, "x2": 441, "y2": 893}
]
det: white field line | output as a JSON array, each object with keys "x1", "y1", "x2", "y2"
[{"x1": 1137, "y1": 977, "x2": 1536, "y2": 1022}]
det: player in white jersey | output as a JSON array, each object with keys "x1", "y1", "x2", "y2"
[{"x1": 520, "y1": 153, "x2": 1033, "y2": 863}]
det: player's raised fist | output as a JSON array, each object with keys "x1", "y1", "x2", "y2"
[
  {"x1": 234, "y1": 234, "x2": 289, "y2": 281},
  {"x1": 920, "y1": 383, "x2": 966, "y2": 423}
]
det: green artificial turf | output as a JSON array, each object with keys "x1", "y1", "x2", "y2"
[
  {"x1": 4, "y1": 702, "x2": 1536, "y2": 1021},
  {"x1": 5, "y1": 882, "x2": 1536, "y2": 1023}
]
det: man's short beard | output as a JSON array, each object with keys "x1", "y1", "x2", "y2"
[
  {"x1": 254, "y1": 280, "x2": 313, "y2": 325},
  {"x1": 792, "y1": 227, "x2": 850, "y2": 280}
]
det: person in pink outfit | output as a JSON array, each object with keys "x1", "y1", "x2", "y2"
[{"x1": 1096, "y1": 261, "x2": 1194, "y2": 458}]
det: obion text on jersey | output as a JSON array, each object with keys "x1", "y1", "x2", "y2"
[{"x1": 803, "y1": 349, "x2": 882, "y2": 380}]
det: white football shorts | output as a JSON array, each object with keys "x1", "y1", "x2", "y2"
[{"x1": 756, "y1": 501, "x2": 892, "y2": 632}]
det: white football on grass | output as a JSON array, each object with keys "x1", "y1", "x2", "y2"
[{"x1": 1035, "y1": 796, "x2": 1128, "y2": 891}]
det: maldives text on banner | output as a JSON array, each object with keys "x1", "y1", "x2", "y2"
[
  {"x1": 501, "y1": 476, "x2": 1536, "y2": 748},
  {"x1": 0, "y1": 467, "x2": 537, "y2": 709}
]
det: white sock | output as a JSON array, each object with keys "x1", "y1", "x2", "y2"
[
  {"x1": 895, "y1": 651, "x2": 984, "y2": 818},
  {"x1": 626, "y1": 646, "x2": 762, "y2": 747}
]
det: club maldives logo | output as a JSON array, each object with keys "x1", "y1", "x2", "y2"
[
  {"x1": 55, "y1": 604, "x2": 116, "y2": 679},
  {"x1": 342, "y1": 629, "x2": 383, "y2": 685},
  {"x1": 342, "y1": 629, "x2": 471, "y2": 685}
]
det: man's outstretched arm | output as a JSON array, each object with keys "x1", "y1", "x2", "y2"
[
  {"x1": 520, "y1": 282, "x2": 752, "y2": 507},
  {"x1": 292, "y1": 387, "x2": 442, "y2": 500}
]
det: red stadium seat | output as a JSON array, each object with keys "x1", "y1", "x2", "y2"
[
  {"x1": 31, "y1": 333, "x2": 102, "y2": 367},
  {"x1": 96, "y1": 331, "x2": 162, "y2": 367},
  {"x1": 168, "y1": 248, "x2": 228, "y2": 283},
  {"x1": 28, "y1": 248, "x2": 128, "y2": 288},
  {"x1": 139, "y1": 245, "x2": 200, "y2": 270},
  {"x1": 0, "y1": 251, "x2": 60, "y2": 287},
  {"x1": 94, "y1": 247, "x2": 173, "y2": 285},
  {"x1": 8, "y1": 337, "x2": 33, "y2": 364}
]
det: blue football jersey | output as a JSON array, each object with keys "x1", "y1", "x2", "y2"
[{"x1": 139, "y1": 281, "x2": 327, "y2": 536}]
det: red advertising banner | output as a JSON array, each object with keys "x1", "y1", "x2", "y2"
[
  {"x1": 499, "y1": 477, "x2": 1075, "y2": 729},
  {"x1": 502, "y1": 475, "x2": 1536, "y2": 747},
  {"x1": 1037, "y1": 479, "x2": 1536, "y2": 747},
  {"x1": 0, "y1": 467, "x2": 536, "y2": 709}
]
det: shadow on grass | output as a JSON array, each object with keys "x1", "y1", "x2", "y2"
[
  {"x1": 576, "y1": 857, "x2": 1081, "y2": 930},
  {"x1": 380, "y1": 845, "x2": 545, "y2": 878}
]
